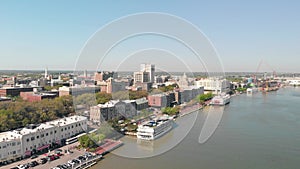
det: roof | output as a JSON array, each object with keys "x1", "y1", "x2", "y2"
[
  {"x1": 135, "y1": 97, "x2": 148, "y2": 104},
  {"x1": 0, "y1": 131, "x2": 22, "y2": 142}
]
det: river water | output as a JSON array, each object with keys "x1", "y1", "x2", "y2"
[{"x1": 92, "y1": 87, "x2": 300, "y2": 169}]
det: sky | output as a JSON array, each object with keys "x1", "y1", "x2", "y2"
[{"x1": 0, "y1": 0, "x2": 300, "y2": 72}]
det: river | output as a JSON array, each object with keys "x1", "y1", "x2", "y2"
[{"x1": 91, "y1": 87, "x2": 300, "y2": 169}]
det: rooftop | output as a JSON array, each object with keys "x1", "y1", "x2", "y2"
[{"x1": 0, "y1": 131, "x2": 22, "y2": 142}]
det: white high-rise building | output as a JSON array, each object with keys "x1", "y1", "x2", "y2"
[{"x1": 140, "y1": 63, "x2": 155, "y2": 83}]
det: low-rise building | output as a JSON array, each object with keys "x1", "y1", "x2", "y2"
[
  {"x1": 58, "y1": 85, "x2": 100, "y2": 96},
  {"x1": 0, "y1": 132, "x2": 22, "y2": 163},
  {"x1": 0, "y1": 115, "x2": 87, "y2": 163},
  {"x1": 148, "y1": 93, "x2": 175, "y2": 108},
  {"x1": 20, "y1": 91, "x2": 57, "y2": 102},
  {"x1": 0, "y1": 87, "x2": 34, "y2": 97},
  {"x1": 90, "y1": 100, "x2": 138, "y2": 124},
  {"x1": 135, "y1": 97, "x2": 149, "y2": 110}
]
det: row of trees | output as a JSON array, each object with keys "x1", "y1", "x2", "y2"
[
  {"x1": 0, "y1": 95, "x2": 74, "y2": 132},
  {"x1": 196, "y1": 93, "x2": 214, "y2": 104}
]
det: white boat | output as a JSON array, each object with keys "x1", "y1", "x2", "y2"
[
  {"x1": 289, "y1": 80, "x2": 300, "y2": 86},
  {"x1": 137, "y1": 118, "x2": 173, "y2": 140},
  {"x1": 210, "y1": 93, "x2": 230, "y2": 106},
  {"x1": 247, "y1": 88, "x2": 258, "y2": 95}
]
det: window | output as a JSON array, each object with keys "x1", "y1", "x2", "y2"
[
  {"x1": 61, "y1": 129, "x2": 63, "y2": 132},
  {"x1": 54, "y1": 130, "x2": 57, "y2": 133},
  {"x1": 37, "y1": 135, "x2": 39, "y2": 139},
  {"x1": 31, "y1": 137, "x2": 35, "y2": 141},
  {"x1": 46, "y1": 133, "x2": 48, "y2": 136},
  {"x1": 26, "y1": 138, "x2": 29, "y2": 142},
  {"x1": 41, "y1": 134, "x2": 44, "y2": 138},
  {"x1": 50, "y1": 131, "x2": 53, "y2": 135}
]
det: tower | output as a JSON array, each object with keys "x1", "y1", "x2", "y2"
[
  {"x1": 140, "y1": 63, "x2": 155, "y2": 83},
  {"x1": 44, "y1": 67, "x2": 48, "y2": 78}
]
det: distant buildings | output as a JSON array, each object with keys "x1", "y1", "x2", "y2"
[
  {"x1": 58, "y1": 86, "x2": 100, "y2": 96},
  {"x1": 0, "y1": 116, "x2": 87, "y2": 163},
  {"x1": 97, "y1": 78, "x2": 127, "y2": 94},
  {"x1": 0, "y1": 87, "x2": 35, "y2": 97},
  {"x1": 20, "y1": 91, "x2": 58, "y2": 102},
  {"x1": 140, "y1": 63, "x2": 155, "y2": 83},
  {"x1": 134, "y1": 71, "x2": 150, "y2": 84},
  {"x1": 94, "y1": 71, "x2": 116, "y2": 82},
  {"x1": 132, "y1": 64, "x2": 155, "y2": 91}
]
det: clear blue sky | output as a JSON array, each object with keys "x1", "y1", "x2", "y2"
[{"x1": 1, "y1": 0, "x2": 300, "y2": 72}]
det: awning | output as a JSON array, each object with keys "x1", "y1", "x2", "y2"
[
  {"x1": 37, "y1": 144, "x2": 50, "y2": 151},
  {"x1": 24, "y1": 150, "x2": 32, "y2": 156}
]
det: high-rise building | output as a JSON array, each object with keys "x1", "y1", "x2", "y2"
[
  {"x1": 134, "y1": 71, "x2": 149, "y2": 83},
  {"x1": 140, "y1": 63, "x2": 155, "y2": 83}
]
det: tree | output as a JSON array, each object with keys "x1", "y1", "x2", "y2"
[
  {"x1": 197, "y1": 93, "x2": 213, "y2": 102},
  {"x1": 112, "y1": 91, "x2": 129, "y2": 100},
  {"x1": 78, "y1": 135, "x2": 97, "y2": 148},
  {"x1": 129, "y1": 90, "x2": 148, "y2": 100},
  {"x1": 96, "y1": 92, "x2": 112, "y2": 104},
  {"x1": 74, "y1": 93, "x2": 97, "y2": 108}
]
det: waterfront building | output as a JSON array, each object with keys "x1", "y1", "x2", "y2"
[
  {"x1": 90, "y1": 100, "x2": 138, "y2": 124},
  {"x1": 147, "y1": 92, "x2": 176, "y2": 108},
  {"x1": 175, "y1": 86, "x2": 204, "y2": 104},
  {"x1": 0, "y1": 131, "x2": 22, "y2": 163},
  {"x1": 195, "y1": 78, "x2": 230, "y2": 94},
  {"x1": 0, "y1": 116, "x2": 87, "y2": 163}
]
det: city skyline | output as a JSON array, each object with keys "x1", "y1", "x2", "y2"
[{"x1": 1, "y1": 1, "x2": 300, "y2": 72}]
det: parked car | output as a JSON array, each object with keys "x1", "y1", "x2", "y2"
[
  {"x1": 30, "y1": 154, "x2": 38, "y2": 159},
  {"x1": 39, "y1": 158, "x2": 47, "y2": 164},
  {"x1": 29, "y1": 161, "x2": 39, "y2": 167}
]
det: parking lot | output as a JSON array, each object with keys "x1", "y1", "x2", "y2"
[{"x1": 4, "y1": 143, "x2": 87, "y2": 169}]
